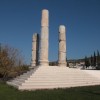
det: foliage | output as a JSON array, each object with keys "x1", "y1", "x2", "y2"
[
  {"x1": 0, "y1": 44, "x2": 29, "y2": 80},
  {"x1": 85, "y1": 56, "x2": 90, "y2": 68},
  {"x1": 85, "y1": 50, "x2": 100, "y2": 69},
  {"x1": 97, "y1": 50, "x2": 100, "y2": 65},
  {"x1": 90, "y1": 55, "x2": 93, "y2": 66},
  {"x1": 67, "y1": 62, "x2": 69, "y2": 67},
  {"x1": 93, "y1": 52, "x2": 96, "y2": 67},
  {"x1": 49, "y1": 61, "x2": 58, "y2": 66}
]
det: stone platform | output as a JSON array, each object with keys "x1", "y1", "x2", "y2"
[{"x1": 7, "y1": 66, "x2": 100, "y2": 90}]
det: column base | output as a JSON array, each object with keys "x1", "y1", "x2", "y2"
[
  {"x1": 39, "y1": 60, "x2": 49, "y2": 66},
  {"x1": 31, "y1": 63, "x2": 36, "y2": 67},
  {"x1": 58, "y1": 62, "x2": 67, "y2": 67}
]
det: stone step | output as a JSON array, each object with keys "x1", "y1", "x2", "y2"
[
  {"x1": 9, "y1": 70, "x2": 34, "y2": 81},
  {"x1": 7, "y1": 66, "x2": 100, "y2": 90},
  {"x1": 23, "y1": 81, "x2": 100, "y2": 85},
  {"x1": 29, "y1": 75, "x2": 94, "y2": 78},
  {"x1": 10, "y1": 78, "x2": 100, "y2": 83},
  {"x1": 18, "y1": 71, "x2": 34, "y2": 77},
  {"x1": 11, "y1": 80, "x2": 25, "y2": 84},
  {"x1": 8, "y1": 78, "x2": 99, "y2": 83},
  {"x1": 19, "y1": 82, "x2": 100, "y2": 90},
  {"x1": 33, "y1": 74, "x2": 89, "y2": 76},
  {"x1": 28, "y1": 76, "x2": 96, "y2": 79},
  {"x1": 22, "y1": 81, "x2": 100, "y2": 85},
  {"x1": 8, "y1": 76, "x2": 100, "y2": 84},
  {"x1": 16, "y1": 75, "x2": 29, "y2": 79},
  {"x1": 10, "y1": 81, "x2": 24, "y2": 85},
  {"x1": 15, "y1": 76, "x2": 30, "y2": 80},
  {"x1": 27, "y1": 78, "x2": 100, "y2": 81},
  {"x1": 7, "y1": 81, "x2": 19, "y2": 88},
  {"x1": 27, "y1": 79, "x2": 97, "y2": 82},
  {"x1": 11, "y1": 78, "x2": 100, "y2": 84}
]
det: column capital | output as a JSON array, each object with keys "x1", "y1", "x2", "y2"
[{"x1": 41, "y1": 9, "x2": 49, "y2": 27}]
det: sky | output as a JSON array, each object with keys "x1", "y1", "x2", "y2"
[{"x1": 0, "y1": 0, "x2": 100, "y2": 64}]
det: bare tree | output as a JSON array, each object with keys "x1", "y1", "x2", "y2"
[{"x1": 0, "y1": 44, "x2": 25, "y2": 79}]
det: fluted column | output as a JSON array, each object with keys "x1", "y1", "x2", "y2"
[
  {"x1": 58, "y1": 25, "x2": 67, "y2": 66},
  {"x1": 39, "y1": 9, "x2": 49, "y2": 66},
  {"x1": 31, "y1": 33, "x2": 39, "y2": 68}
]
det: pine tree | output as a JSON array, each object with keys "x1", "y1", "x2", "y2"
[
  {"x1": 90, "y1": 55, "x2": 93, "y2": 67},
  {"x1": 93, "y1": 51, "x2": 96, "y2": 67},
  {"x1": 85, "y1": 56, "x2": 90, "y2": 68},
  {"x1": 97, "y1": 50, "x2": 100, "y2": 66}
]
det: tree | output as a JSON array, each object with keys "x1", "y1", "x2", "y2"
[
  {"x1": 97, "y1": 50, "x2": 100, "y2": 66},
  {"x1": 93, "y1": 51, "x2": 96, "y2": 67},
  {"x1": 90, "y1": 55, "x2": 93, "y2": 67},
  {"x1": 85, "y1": 56, "x2": 90, "y2": 68},
  {"x1": 0, "y1": 44, "x2": 26, "y2": 80}
]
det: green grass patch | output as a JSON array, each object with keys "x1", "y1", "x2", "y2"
[{"x1": 0, "y1": 82, "x2": 100, "y2": 100}]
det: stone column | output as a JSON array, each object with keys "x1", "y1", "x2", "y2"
[
  {"x1": 58, "y1": 25, "x2": 67, "y2": 66},
  {"x1": 31, "y1": 33, "x2": 39, "y2": 68},
  {"x1": 39, "y1": 9, "x2": 49, "y2": 66}
]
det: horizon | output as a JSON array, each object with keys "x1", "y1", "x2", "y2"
[{"x1": 0, "y1": 0, "x2": 100, "y2": 64}]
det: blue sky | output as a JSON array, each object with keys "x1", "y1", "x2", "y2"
[{"x1": 0, "y1": 0, "x2": 100, "y2": 64}]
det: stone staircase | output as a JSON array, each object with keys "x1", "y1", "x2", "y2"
[{"x1": 7, "y1": 66, "x2": 100, "y2": 90}]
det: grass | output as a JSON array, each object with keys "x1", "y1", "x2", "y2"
[{"x1": 0, "y1": 82, "x2": 100, "y2": 100}]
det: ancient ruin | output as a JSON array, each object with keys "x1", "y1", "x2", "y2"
[
  {"x1": 31, "y1": 9, "x2": 67, "y2": 66},
  {"x1": 31, "y1": 33, "x2": 39, "y2": 68},
  {"x1": 58, "y1": 25, "x2": 67, "y2": 66},
  {"x1": 39, "y1": 9, "x2": 49, "y2": 66},
  {"x1": 7, "y1": 9, "x2": 100, "y2": 90}
]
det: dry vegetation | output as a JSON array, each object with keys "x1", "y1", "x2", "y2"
[{"x1": 0, "y1": 44, "x2": 29, "y2": 80}]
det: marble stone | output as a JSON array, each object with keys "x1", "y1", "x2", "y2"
[
  {"x1": 39, "y1": 9, "x2": 49, "y2": 66},
  {"x1": 31, "y1": 33, "x2": 39, "y2": 68},
  {"x1": 58, "y1": 25, "x2": 67, "y2": 66}
]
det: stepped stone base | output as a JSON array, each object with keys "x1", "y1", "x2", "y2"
[{"x1": 7, "y1": 66, "x2": 100, "y2": 90}]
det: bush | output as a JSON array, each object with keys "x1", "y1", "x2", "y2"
[{"x1": 0, "y1": 44, "x2": 29, "y2": 80}]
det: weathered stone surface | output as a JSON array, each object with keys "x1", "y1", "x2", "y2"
[
  {"x1": 58, "y1": 52, "x2": 66, "y2": 61},
  {"x1": 59, "y1": 25, "x2": 66, "y2": 34},
  {"x1": 59, "y1": 41, "x2": 66, "y2": 52},
  {"x1": 41, "y1": 27, "x2": 49, "y2": 39},
  {"x1": 32, "y1": 51, "x2": 36, "y2": 59},
  {"x1": 32, "y1": 34, "x2": 37, "y2": 41},
  {"x1": 58, "y1": 25, "x2": 67, "y2": 67},
  {"x1": 31, "y1": 33, "x2": 39, "y2": 67},
  {"x1": 59, "y1": 33, "x2": 66, "y2": 41},
  {"x1": 32, "y1": 42, "x2": 36, "y2": 51},
  {"x1": 41, "y1": 9, "x2": 49, "y2": 27},
  {"x1": 39, "y1": 9, "x2": 49, "y2": 66}
]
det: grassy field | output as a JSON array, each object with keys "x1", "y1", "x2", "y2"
[{"x1": 0, "y1": 82, "x2": 100, "y2": 100}]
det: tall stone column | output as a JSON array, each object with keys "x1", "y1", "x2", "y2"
[
  {"x1": 58, "y1": 25, "x2": 67, "y2": 66},
  {"x1": 31, "y1": 33, "x2": 39, "y2": 68},
  {"x1": 39, "y1": 9, "x2": 49, "y2": 66}
]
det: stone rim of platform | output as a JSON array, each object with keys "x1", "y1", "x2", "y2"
[{"x1": 7, "y1": 66, "x2": 100, "y2": 91}]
